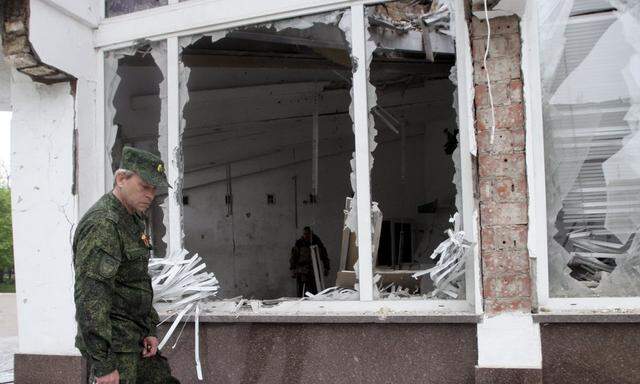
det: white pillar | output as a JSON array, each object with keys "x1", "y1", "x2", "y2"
[
  {"x1": 11, "y1": 71, "x2": 79, "y2": 355},
  {"x1": 350, "y1": 4, "x2": 374, "y2": 301},
  {"x1": 477, "y1": 314, "x2": 542, "y2": 369}
]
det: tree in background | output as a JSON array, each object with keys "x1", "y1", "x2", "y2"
[{"x1": 0, "y1": 187, "x2": 13, "y2": 284}]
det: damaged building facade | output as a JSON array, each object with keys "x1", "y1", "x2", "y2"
[{"x1": 2, "y1": 0, "x2": 640, "y2": 382}]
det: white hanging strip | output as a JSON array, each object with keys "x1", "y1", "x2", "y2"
[
  {"x1": 158, "y1": 302, "x2": 194, "y2": 350},
  {"x1": 195, "y1": 304, "x2": 203, "y2": 381},
  {"x1": 483, "y1": 0, "x2": 497, "y2": 145}
]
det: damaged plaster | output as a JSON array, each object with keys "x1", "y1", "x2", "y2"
[{"x1": 1, "y1": 0, "x2": 74, "y2": 83}]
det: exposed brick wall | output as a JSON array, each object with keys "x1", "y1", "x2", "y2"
[
  {"x1": 470, "y1": 15, "x2": 531, "y2": 315},
  {"x1": 1, "y1": 0, "x2": 74, "y2": 83}
]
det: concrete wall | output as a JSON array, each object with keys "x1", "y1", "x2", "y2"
[
  {"x1": 184, "y1": 152, "x2": 352, "y2": 299},
  {"x1": 178, "y1": 75, "x2": 458, "y2": 299}
]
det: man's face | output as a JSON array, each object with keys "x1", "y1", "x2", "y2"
[
  {"x1": 303, "y1": 230, "x2": 311, "y2": 242},
  {"x1": 117, "y1": 173, "x2": 157, "y2": 213}
]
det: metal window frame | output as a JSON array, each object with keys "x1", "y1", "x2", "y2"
[{"x1": 96, "y1": 0, "x2": 480, "y2": 315}]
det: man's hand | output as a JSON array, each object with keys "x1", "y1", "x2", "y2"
[
  {"x1": 95, "y1": 370, "x2": 119, "y2": 384},
  {"x1": 142, "y1": 336, "x2": 159, "y2": 358}
]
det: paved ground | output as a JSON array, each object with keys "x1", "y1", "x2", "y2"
[{"x1": 0, "y1": 293, "x2": 17, "y2": 383}]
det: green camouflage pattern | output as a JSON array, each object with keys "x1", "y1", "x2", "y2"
[
  {"x1": 89, "y1": 352, "x2": 179, "y2": 384},
  {"x1": 74, "y1": 193, "x2": 160, "y2": 377},
  {"x1": 121, "y1": 146, "x2": 170, "y2": 188}
]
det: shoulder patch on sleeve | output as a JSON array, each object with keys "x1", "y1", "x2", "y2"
[{"x1": 98, "y1": 253, "x2": 120, "y2": 279}]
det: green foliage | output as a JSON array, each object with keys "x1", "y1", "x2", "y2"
[
  {"x1": 0, "y1": 187, "x2": 13, "y2": 273},
  {"x1": 0, "y1": 282, "x2": 15, "y2": 293}
]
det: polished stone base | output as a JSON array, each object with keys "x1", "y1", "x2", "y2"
[
  {"x1": 475, "y1": 367, "x2": 542, "y2": 383},
  {"x1": 541, "y1": 323, "x2": 640, "y2": 383},
  {"x1": 162, "y1": 323, "x2": 478, "y2": 384},
  {"x1": 17, "y1": 322, "x2": 640, "y2": 383},
  {"x1": 14, "y1": 353, "x2": 87, "y2": 384}
]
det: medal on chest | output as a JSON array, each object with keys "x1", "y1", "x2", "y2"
[{"x1": 141, "y1": 233, "x2": 151, "y2": 249}]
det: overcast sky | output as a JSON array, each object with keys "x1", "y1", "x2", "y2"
[{"x1": 0, "y1": 111, "x2": 10, "y2": 184}]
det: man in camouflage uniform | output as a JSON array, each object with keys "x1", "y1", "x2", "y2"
[
  {"x1": 289, "y1": 226, "x2": 330, "y2": 297},
  {"x1": 74, "y1": 146, "x2": 180, "y2": 384}
]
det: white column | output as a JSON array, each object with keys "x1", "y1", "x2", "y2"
[
  {"x1": 167, "y1": 36, "x2": 183, "y2": 254},
  {"x1": 350, "y1": 4, "x2": 374, "y2": 301},
  {"x1": 11, "y1": 72, "x2": 79, "y2": 355},
  {"x1": 477, "y1": 314, "x2": 542, "y2": 369},
  {"x1": 452, "y1": 0, "x2": 482, "y2": 313}
]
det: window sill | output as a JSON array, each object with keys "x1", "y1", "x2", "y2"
[
  {"x1": 157, "y1": 299, "x2": 480, "y2": 324},
  {"x1": 533, "y1": 310, "x2": 640, "y2": 323}
]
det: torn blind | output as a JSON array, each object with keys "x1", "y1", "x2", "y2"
[{"x1": 541, "y1": 0, "x2": 640, "y2": 297}]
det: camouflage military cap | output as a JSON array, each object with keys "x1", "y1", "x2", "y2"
[{"x1": 121, "y1": 146, "x2": 170, "y2": 188}]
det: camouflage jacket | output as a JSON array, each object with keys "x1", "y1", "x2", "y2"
[
  {"x1": 73, "y1": 192, "x2": 159, "y2": 377},
  {"x1": 289, "y1": 235, "x2": 330, "y2": 276}
]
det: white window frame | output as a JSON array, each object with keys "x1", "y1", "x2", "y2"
[
  {"x1": 96, "y1": 0, "x2": 481, "y2": 316},
  {"x1": 523, "y1": 0, "x2": 640, "y2": 312}
]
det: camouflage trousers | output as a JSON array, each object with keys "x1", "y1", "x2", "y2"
[{"x1": 89, "y1": 352, "x2": 180, "y2": 384}]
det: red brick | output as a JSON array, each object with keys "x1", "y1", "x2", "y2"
[
  {"x1": 509, "y1": 79, "x2": 523, "y2": 103},
  {"x1": 482, "y1": 250, "x2": 530, "y2": 278},
  {"x1": 478, "y1": 152, "x2": 526, "y2": 178},
  {"x1": 473, "y1": 56, "x2": 521, "y2": 84},
  {"x1": 6, "y1": 35, "x2": 29, "y2": 55},
  {"x1": 477, "y1": 128, "x2": 525, "y2": 155},
  {"x1": 471, "y1": 16, "x2": 520, "y2": 38},
  {"x1": 5, "y1": 20, "x2": 26, "y2": 34},
  {"x1": 476, "y1": 104, "x2": 524, "y2": 131},
  {"x1": 479, "y1": 176, "x2": 527, "y2": 203},
  {"x1": 481, "y1": 225, "x2": 528, "y2": 251},
  {"x1": 485, "y1": 297, "x2": 532, "y2": 315},
  {"x1": 484, "y1": 274, "x2": 531, "y2": 298},
  {"x1": 475, "y1": 83, "x2": 508, "y2": 108},
  {"x1": 481, "y1": 202, "x2": 528, "y2": 226},
  {"x1": 472, "y1": 33, "x2": 522, "y2": 62}
]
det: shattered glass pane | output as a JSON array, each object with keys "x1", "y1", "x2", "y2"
[
  {"x1": 105, "y1": 0, "x2": 167, "y2": 17},
  {"x1": 104, "y1": 41, "x2": 169, "y2": 257},
  {"x1": 364, "y1": 0, "x2": 466, "y2": 300},
  {"x1": 541, "y1": 0, "x2": 640, "y2": 297},
  {"x1": 178, "y1": 12, "x2": 356, "y2": 300}
]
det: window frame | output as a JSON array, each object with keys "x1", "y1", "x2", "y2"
[
  {"x1": 523, "y1": 0, "x2": 640, "y2": 311},
  {"x1": 96, "y1": 0, "x2": 481, "y2": 316}
]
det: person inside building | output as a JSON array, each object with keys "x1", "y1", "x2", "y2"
[
  {"x1": 73, "y1": 146, "x2": 180, "y2": 384},
  {"x1": 289, "y1": 226, "x2": 330, "y2": 297}
]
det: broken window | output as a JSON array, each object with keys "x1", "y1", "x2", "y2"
[
  {"x1": 105, "y1": 0, "x2": 168, "y2": 17},
  {"x1": 101, "y1": 2, "x2": 476, "y2": 310},
  {"x1": 105, "y1": 41, "x2": 169, "y2": 257},
  {"x1": 178, "y1": 11, "x2": 355, "y2": 300},
  {"x1": 370, "y1": 1, "x2": 464, "y2": 300},
  {"x1": 540, "y1": 0, "x2": 640, "y2": 297},
  {"x1": 322, "y1": 0, "x2": 465, "y2": 301}
]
